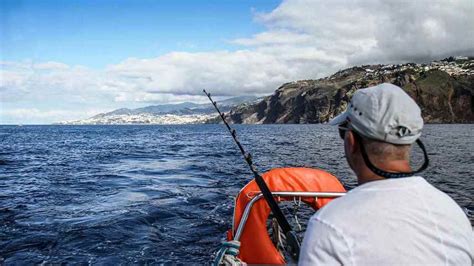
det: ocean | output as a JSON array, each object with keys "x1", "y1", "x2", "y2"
[{"x1": 0, "y1": 124, "x2": 472, "y2": 263}]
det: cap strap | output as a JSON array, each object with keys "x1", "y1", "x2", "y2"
[{"x1": 354, "y1": 133, "x2": 429, "y2": 178}]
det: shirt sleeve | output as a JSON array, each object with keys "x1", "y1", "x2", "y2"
[{"x1": 298, "y1": 216, "x2": 353, "y2": 266}]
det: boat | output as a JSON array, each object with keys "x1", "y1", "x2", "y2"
[{"x1": 213, "y1": 167, "x2": 346, "y2": 265}]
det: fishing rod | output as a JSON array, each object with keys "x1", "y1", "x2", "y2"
[{"x1": 203, "y1": 89, "x2": 301, "y2": 260}]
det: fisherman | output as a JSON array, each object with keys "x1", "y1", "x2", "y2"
[{"x1": 299, "y1": 83, "x2": 473, "y2": 265}]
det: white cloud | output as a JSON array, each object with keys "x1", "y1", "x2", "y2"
[
  {"x1": 1, "y1": 61, "x2": 94, "y2": 99},
  {"x1": 253, "y1": 0, "x2": 473, "y2": 64},
  {"x1": 1, "y1": 0, "x2": 473, "y2": 123},
  {"x1": 232, "y1": 30, "x2": 314, "y2": 46},
  {"x1": 106, "y1": 50, "x2": 300, "y2": 97},
  {"x1": 33, "y1": 61, "x2": 70, "y2": 70}
]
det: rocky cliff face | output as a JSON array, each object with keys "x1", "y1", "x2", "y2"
[{"x1": 224, "y1": 58, "x2": 474, "y2": 124}]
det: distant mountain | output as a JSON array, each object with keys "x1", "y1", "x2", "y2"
[
  {"x1": 59, "y1": 95, "x2": 258, "y2": 125},
  {"x1": 221, "y1": 57, "x2": 474, "y2": 124},
  {"x1": 91, "y1": 102, "x2": 203, "y2": 118}
]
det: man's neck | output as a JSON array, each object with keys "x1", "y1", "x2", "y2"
[{"x1": 357, "y1": 159, "x2": 412, "y2": 185}]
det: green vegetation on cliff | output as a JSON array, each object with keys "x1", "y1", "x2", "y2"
[{"x1": 222, "y1": 58, "x2": 474, "y2": 124}]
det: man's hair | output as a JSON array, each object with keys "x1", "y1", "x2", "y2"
[{"x1": 361, "y1": 137, "x2": 411, "y2": 162}]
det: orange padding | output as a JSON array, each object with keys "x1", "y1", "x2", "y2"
[{"x1": 228, "y1": 167, "x2": 346, "y2": 265}]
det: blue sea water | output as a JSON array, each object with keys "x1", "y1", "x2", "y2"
[{"x1": 0, "y1": 124, "x2": 472, "y2": 264}]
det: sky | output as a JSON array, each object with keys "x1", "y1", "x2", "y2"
[{"x1": 1, "y1": 0, "x2": 473, "y2": 124}]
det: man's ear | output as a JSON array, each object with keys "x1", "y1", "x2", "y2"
[{"x1": 346, "y1": 131, "x2": 358, "y2": 155}]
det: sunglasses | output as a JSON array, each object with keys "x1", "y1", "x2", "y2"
[{"x1": 338, "y1": 122, "x2": 350, "y2": 139}]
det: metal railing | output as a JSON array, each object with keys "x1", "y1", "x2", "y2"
[{"x1": 233, "y1": 191, "x2": 346, "y2": 241}]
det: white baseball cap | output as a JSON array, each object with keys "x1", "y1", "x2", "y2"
[{"x1": 329, "y1": 83, "x2": 423, "y2": 145}]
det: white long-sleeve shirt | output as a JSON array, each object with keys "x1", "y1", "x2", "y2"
[{"x1": 299, "y1": 176, "x2": 473, "y2": 265}]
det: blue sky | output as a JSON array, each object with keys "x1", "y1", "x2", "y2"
[
  {"x1": 1, "y1": 0, "x2": 472, "y2": 124},
  {"x1": 1, "y1": 0, "x2": 279, "y2": 68}
]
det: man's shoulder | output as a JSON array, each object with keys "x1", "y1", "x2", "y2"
[
  {"x1": 313, "y1": 177, "x2": 427, "y2": 222},
  {"x1": 312, "y1": 176, "x2": 469, "y2": 227}
]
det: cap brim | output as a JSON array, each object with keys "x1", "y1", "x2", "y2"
[{"x1": 328, "y1": 111, "x2": 348, "y2": 125}]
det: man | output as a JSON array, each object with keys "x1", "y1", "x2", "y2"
[{"x1": 299, "y1": 83, "x2": 473, "y2": 265}]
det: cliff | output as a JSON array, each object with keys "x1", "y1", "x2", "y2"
[{"x1": 223, "y1": 57, "x2": 474, "y2": 124}]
